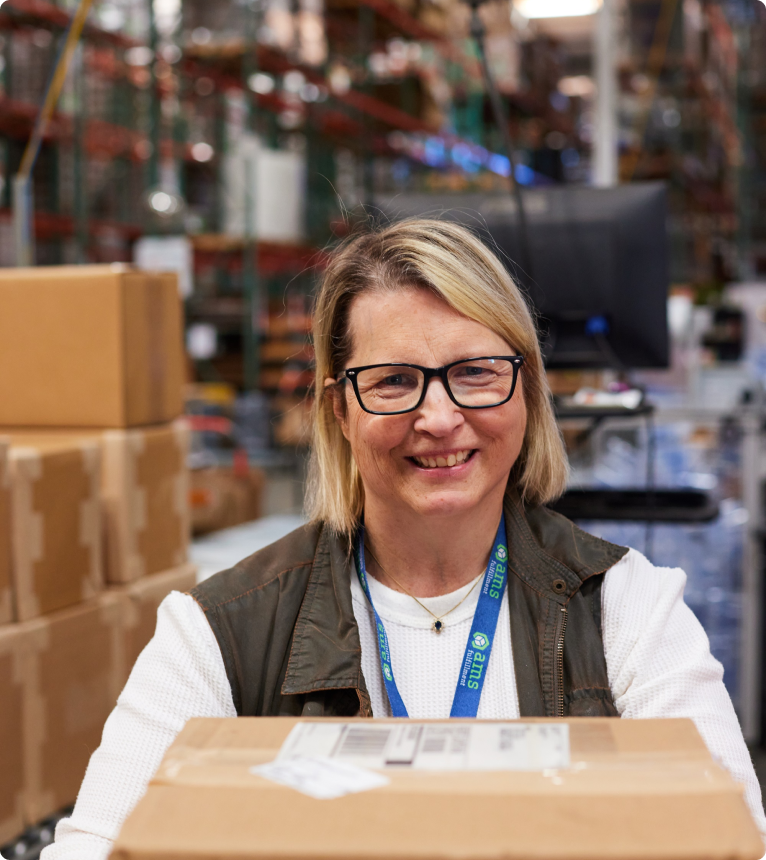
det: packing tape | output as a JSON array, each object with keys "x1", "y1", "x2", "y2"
[
  {"x1": 146, "y1": 274, "x2": 167, "y2": 422},
  {"x1": 10, "y1": 449, "x2": 44, "y2": 620},
  {"x1": 128, "y1": 432, "x2": 147, "y2": 579},
  {"x1": 172, "y1": 420, "x2": 191, "y2": 565},
  {"x1": 23, "y1": 620, "x2": 54, "y2": 822},
  {"x1": 78, "y1": 443, "x2": 103, "y2": 598},
  {"x1": 150, "y1": 747, "x2": 737, "y2": 796}
]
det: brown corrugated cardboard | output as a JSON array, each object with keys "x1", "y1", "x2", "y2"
[
  {"x1": 114, "y1": 562, "x2": 197, "y2": 684},
  {"x1": 9, "y1": 439, "x2": 102, "y2": 621},
  {"x1": 8, "y1": 422, "x2": 189, "y2": 584},
  {"x1": 100, "y1": 422, "x2": 190, "y2": 583},
  {"x1": 191, "y1": 466, "x2": 264, "y2": 535},
  {"x1": 0, "y1": 439, "x2": 13, "y2": 624},
  {"x1": 112, "y1": 717, "x2": 764, "y2": 860},
  {"x1": 0, "y1": 622, "x2": 27, "y2": 844},
  {"x1": 0, "y1": 265, "x2": 184, "y2": 428},
  {"x1": 23, "y1": 592, "x2": 126, "y2": 824}
]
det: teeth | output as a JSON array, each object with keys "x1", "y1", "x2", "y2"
[{"x1": 414, "y1": 450, "x2": 472, "y2": 469}]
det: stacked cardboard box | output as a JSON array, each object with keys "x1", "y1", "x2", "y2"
[
  {"x1": 0, "y1": 440, "x2": 13, "y2": 625},
  {"x1": 0, "y1": 266, "x2": 196, "y2": 843},
  {"x1": 8, "y1": 437, "x2": 103, "y2": 621},
  {"x1": 191, "y1": 465, "x2": 264, "y2": 535},
  {"x1": 9, "y1": 422, "x2": 191, "y2": 584}
]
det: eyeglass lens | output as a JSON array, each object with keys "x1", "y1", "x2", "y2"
[{"x1": 353, "y1": 359, "x2": 517, "y2": 413}]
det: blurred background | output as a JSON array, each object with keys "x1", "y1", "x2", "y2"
[{"x1": 3, "y1": 0, "x2": 766, "y2": 855}]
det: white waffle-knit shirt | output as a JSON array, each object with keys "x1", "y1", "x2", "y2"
[{"x1": 40, "y1": 548, "x2": 766, "y2": 860}]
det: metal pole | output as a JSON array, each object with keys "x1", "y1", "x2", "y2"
[
  {"x1": 147, "y1": 0, "x2": 160, "y2": 191},
  {"x1": 242, "y1": 0, "x2": 261, "y2": 391},
  {"x1": 740, "y1": 399, "x2": 763, "y2": 742},
  {"x1": 12, "y1": 176, "x2": 34, "y2": 267},
  {"x1": 593, "y1": 0, "x2": 618, "y2": 187},
  {"x1": 73, "y1": 42, "x2": 87, "y2": 262},
  {"x1": 13, "y1": 0, "x2": 95, "y2": 266},
  {"x1": 467, "y1": 0, "x2": 533, "y2": 284}
]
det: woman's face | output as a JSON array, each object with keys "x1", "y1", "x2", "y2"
[{"x1": 330, "y1": 286, "x2": 527, "y2": 522}]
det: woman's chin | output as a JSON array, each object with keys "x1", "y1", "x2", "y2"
[{"x1": 399, "y1": 490, "x2": 487, "y2": 520}]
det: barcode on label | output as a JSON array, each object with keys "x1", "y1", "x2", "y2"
[
  {"x1": 499, "y1": 726, "x2": 527, "y2": 750},
  {"x1": 336, "y1": 727, "x2": 392, "y2": 758},
  {"x1": 422, "y1": 734, "x2": 447, "y2": 754}
]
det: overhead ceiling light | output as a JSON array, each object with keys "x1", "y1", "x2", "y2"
[
  {"x1": 191, "y1": 142, "x2": 215, "y2": 162},
  {"x1": 514, "y1": 0, "x2": 602, "y2": 18}
]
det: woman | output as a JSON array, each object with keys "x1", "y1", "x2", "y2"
[{"x1": 43, "y1": 219, "x2": 765, "y2": 860}]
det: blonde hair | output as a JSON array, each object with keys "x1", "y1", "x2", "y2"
[{"x1": 306, "y1": 218, "x2": 568, "y2": 536}]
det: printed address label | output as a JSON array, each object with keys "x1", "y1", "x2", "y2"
[{"x1": 278, "y1": 722, "x2": 570, "y2": 771}]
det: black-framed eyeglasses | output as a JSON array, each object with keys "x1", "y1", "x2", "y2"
[{"x1": 337, "y1": 355, "x2": 525, "y2": 415}]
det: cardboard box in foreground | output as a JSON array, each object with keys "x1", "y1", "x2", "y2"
[
  {"x1": 0, "y1": 265, "x2": 184, "y2": 428},
  {"x1": 11, "y1": 422, "x2": 190, "y2": 583},
  {"x1": 0, "y1": 439, "x2": 13, "y2": 624},
  {"x1": 9, "y1": 438, "x2": 102, "y2": 621},
  {"x1": 112, "y1": 717, "x2": 763, "y2": 860}
]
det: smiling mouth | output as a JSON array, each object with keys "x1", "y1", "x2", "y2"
[{"x1": 409, "y1": 449, "x2": 476, "y2": 469}]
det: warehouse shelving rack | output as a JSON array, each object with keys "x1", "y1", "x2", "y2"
[{"x1": 0, "y1": 0, "x2": 592, "y2": 392}]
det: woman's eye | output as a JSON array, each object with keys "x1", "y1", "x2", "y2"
[
  {"x1": 378, "y1": 373, "x2": 417, "y2": 388},
  {"x1": 458, "y1": 365, "x2": 491, "y2": 379}
]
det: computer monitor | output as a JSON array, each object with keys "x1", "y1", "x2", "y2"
[{"x1": 376, "y1": 182, "x2": 669, "y2": 369}]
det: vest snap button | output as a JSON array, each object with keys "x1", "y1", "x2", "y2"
[{"x1": 552, "y1": 579, "x2": 567, "y2": 593}]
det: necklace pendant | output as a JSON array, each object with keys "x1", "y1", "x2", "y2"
[{"x1": 433, "y1": 619, "x2": 443, "y2": 633}]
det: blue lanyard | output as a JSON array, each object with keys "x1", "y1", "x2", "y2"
[{"x1": 353, "y1": 515, "x2": 508, "y2": 718}]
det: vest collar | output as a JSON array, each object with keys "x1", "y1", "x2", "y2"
[
  {"x1": 504, "y1": 491, "x2": 628, "y2": 604},
  {"x1": 281, "y1": 522, "x2": 367, "y2": 701}
]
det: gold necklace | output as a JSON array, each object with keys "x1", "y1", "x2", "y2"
[{"x1": 364, "y1": 543, "x2": 481, "y2": 634}]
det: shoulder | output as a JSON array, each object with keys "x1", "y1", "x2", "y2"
[
  {"x1": 603, "y1": 547, "x2": 687, "y2": 616},
  {"x1": 601, "y1": 548, "x2": 692, "y2": 667},
  {"x1": 190, "y1": 520, "x2": 325, "y2": 612},
  {"x1": 515, "y1": 499, "x2": 628, "y2": 580}
]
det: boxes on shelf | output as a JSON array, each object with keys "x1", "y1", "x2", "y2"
[
  {"x1": 0, "y1": 439, "x2": 13, "y2": 625},
  {"x1": 9, "y1": 438, "x2": 102, "y2": 622},
  {"x1": 190, "y1": 466, "x2": 264, "y2": 535},
  {"x1": 0, "y1": 622, "x2": 26, "y2": 844},
  {"x1": 114, "y1": 562, "x2": 198, "y2": 681},
  {"x1": 9, "y1": 421, "x2": 190, "y2": 585},
  {"x1": 0, "y1": 265, "x2": 184, "y2": 428},
  {"x1": 222, "y1": 134, "x2": 306, "y2": 243},
  {"x1": 22, "y1": 592, "x2": 126, "y2": 824},
  {"x1": 111, "y1": 717, "x2": 763, "y2": 860}
]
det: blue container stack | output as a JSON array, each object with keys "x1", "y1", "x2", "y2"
[{"x1": 571, "y1": 419, "x2": 746, "y2": 713}]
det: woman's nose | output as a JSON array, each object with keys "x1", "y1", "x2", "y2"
[{"x1": 413, "y1": 377, "x2": 464, "y2": 435}]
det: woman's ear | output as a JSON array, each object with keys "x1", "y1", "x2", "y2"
[{"x1": 324, "y1": 379, "x2": 350, "y2": 437}]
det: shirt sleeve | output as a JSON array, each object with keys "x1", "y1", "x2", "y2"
[
  {"x1": 40, "y1": 591, "x2": 237, "y2": 860},
  {"x1": 602, "y1": 548, "x2": 766, "y2": 842}
]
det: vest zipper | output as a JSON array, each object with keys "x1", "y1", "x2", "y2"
[{"x1": 557, "y1": 606, "x2": 568, "y2": 717}]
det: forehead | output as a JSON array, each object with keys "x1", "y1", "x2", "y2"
[{"x1": 345, "y1": 286, "x2": 512, "y2": 367}]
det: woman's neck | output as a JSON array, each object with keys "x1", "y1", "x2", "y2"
[{"x1": 362, "y1": 499, "x2": 504, "y2": 598}]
